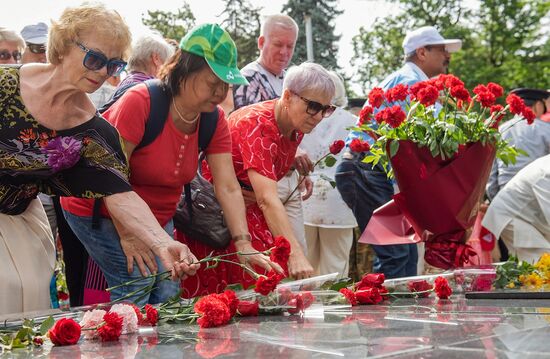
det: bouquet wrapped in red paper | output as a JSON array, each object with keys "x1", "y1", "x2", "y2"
[{"x1": 356, "y1": 75, "x2": 533, "y2": 269}]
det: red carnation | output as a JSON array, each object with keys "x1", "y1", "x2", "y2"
[
  {"x1": 287, "y1": 292, "x2": 316, "y2": 314},
  {"x1": 490, "y1": 105, "x2": 505, "y2": 127},
  {"x1": 349, "y1": 138, "x2": 370, "y2": 153},
  {"x1": 413, "y1": 84, "x2": 439, "y2": 107},
  {"x1": 254, "y1": 270, "x2": 284, "y2": 295},
  {"x1": 487, "y1": 82, "x2": 503, "y2": 98},
  {"x1": 387, "y1": 105, "x2": 406, "y2": 128},
  {"x1": 355, "y1": 287, "x2": 383, "y2": 305},
  {"x1": 506, "y1": 94, "x2": 525, "y2": 115},
  {"x1": 522, "y1": 107, "x2": 536, "y2": 124},
  {"x1": 473, "y1": 84, "x2": 487, "y2": 95},
  {"x1": 218, "y1": 290, "x2": 239, "y2": 317},
  {"x1": 359, "y1": 105, "x2": 374, "y2": 125},
  {"x1": 357, "y1": 273, "x2": 385, "y2": 290},
  {"x1": 374, "y1": 106, "x2": 407, "y2": 128},
  {"x1": 329, "y1": 140, "x2": 345, "y2": 155},
  {"x1": 98, "y1": 312, "x2": 123, "y2": 342},
  {"x1": 410, "y1": 82, "x2": 427, "y2": 98},
  {"x1": 270, "y1": 236, "x2": 291, "y2": 266},
  {"x1": 434, "y1": 276, "x2": 453, "y2": 299},
  {"x1": 450, "y1": 85, "x2": 470, "y2": 102},
  {"x1": 368, "y1": 87, "x2": 385, "y2": 108},
  {"x1": 194, "y1": 295, "x2": 232, "y2": 328},
  {"x1": 48, "y1": 318, "x2": 81, "y2": 346},
  {"x1": 130, "y1": 304, "x2": 145, "y2": 325},
  {"x1": 237, "y1": 300, "x2": 260, "y2": 316},
  {"x1": 407, "y1": 280, "x2": 432, "y2": 297},
  {"x1": 339, "y1": 288, "x2": 357, "y2": 306},
  {"x1": 475, "y1": 91, "x2": 496, "y2": 108},
  {"x1": 145, "y1": 304, "x2": 159, "y2": 326},
  {"x1": 428, "y1": 77, "x2": 445, "y2": 91},
  {"x1": 443, "y1": 74, "x2": 464, "y2": 89},
  {"x1": 385, "y1": 84, "x2": 409, "y2": 103}
]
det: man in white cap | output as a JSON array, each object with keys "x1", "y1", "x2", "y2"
[
  {"x1": 336, "y1": 26, "x2": 462, "y2": 279},
  {"x1": 20, "y1": 22, "x2": 48, "y2": 64}
]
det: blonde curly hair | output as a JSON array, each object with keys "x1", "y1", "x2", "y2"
[{"x1": 48, "y1": 2, "x2": 132, "y2": 65}]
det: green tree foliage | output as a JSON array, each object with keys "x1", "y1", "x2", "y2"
[
  {"x1": 219, "y1": 0, "x2": 262, "y2": 68},
  {"x1": 142, "y1": 3, "x2": 196, "y2": 42},
  {"x1": 282, "y1": 0, "x2": 343, "y2": 70},
  {"x1": 351, "y1": 0, "x2": 550, "y2": 94}
]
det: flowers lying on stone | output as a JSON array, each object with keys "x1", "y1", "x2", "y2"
[
  {"x1": 496, "y1": 253, "x2": 550, "y2": 290},
  {"x1": 48, "y1": 318, "x2": 82, "y2": 346},
  {"x1": 339, "y1": 273, "x2": 454, "y2": 305}
]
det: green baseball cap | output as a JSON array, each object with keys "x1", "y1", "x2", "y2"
[{"x1": 180, "y1": 23, "x2": 249, "y2": 86}]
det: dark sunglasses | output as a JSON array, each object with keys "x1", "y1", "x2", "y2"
[
  {"x1": 292, "y1": 91, "x2": 336, "y2": 118},
  {"x1": 26, "y1": 43, "x2": 46, "y2": 54},
  {"x1": 76, "y1": 42, "x2": 127, "y2": 76},
  {"x1": 0, "y1": 50, "x2": 21, "y2": 61}
]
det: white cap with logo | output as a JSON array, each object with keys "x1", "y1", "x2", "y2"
[{"x1": 402, "y1": 26, "x2": 462, "y2": 56}]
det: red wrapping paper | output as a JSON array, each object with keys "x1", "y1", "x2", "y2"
[{"x1": 360, "y1": 140, "x2": 496, "y2": 269}]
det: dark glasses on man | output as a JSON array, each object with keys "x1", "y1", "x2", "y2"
[
  {"x1": 76, "y1": 42, "x2": 127, "y2": 76},
  {"x1": 0, "y1": 50, "x2": 21, "y2": 61},
  {"x1": 26, "y1": 43, "x2": 46, "y2": 54},
  {"x1": 292, "y1": 91, "x2": 336, "y2": 118}
]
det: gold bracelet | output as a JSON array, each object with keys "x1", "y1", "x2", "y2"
[{"x1": 232, "y1": 234, "x2": 252, "y2": 242}]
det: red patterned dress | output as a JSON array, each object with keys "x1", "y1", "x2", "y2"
[{"x1": 177, "y1": 100, "x2": 303, "y2": 298}]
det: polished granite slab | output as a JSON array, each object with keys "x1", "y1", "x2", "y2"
[{"x1": 2, "y1": 296, "x2": 550, "y2": 358}]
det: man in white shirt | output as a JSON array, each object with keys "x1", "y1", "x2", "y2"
[{"x1": 483, "y1": 154, "x2": 550, "y2": 263}]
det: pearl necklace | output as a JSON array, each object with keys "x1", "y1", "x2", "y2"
[{"x1": 172, "y1": 100, "x2": 199, "y2": 124}]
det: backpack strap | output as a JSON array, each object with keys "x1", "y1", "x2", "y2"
[
  {"x1": 184, "y1": 108, "x2": 220, "y2": 221},
  {"x1": 98, "y1": 81, "x2": 139, "y2": 114},
  {"x1": 197, "y1": 108, "x2": 219, "y2": 152},
  {"x1": 135, "y1": 79, "x2": 171, "y2": 150},
  {"x1": 92, "y1": 79, "x2": 170, "y2": 229}
]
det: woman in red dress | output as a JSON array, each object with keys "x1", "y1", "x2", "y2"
[{"x1": 178, "y1": 62, "x2": 337, "y2": 297}]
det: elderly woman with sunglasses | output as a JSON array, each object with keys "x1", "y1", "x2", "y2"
[
  {"x1": 179, "y1": 62, "x2": 336, "y2": 296},
  {"x1": 0, "y1": 4, "x2": 197, "y2": 315}
]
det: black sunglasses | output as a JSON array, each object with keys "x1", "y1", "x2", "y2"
[
  {"x1": 76, "y1": 42, "x2": 127, "y2": 77},
  {"x1": 0, "y1": 49, "x2": 21, "y2": 61},
  {"x1": 292, "y1": 91, "x2": 336, "y2": 118},
  {"x1": 26, "y1": 43, "x2": 46, "y2": 54}
]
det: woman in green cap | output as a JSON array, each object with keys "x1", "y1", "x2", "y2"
[{"x1": 62, "y1": 24, "x2": 283, "y2": 304}]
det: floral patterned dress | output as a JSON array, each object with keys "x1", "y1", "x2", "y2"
[
  {"x1": 178, "y1": 100, "x2": 303, "y2": 298},
  {"x1": 0, "y1": 66, "x2": 131, "y2": 213},
  {"x1": 0, "y1": 65, "x2": 131, "y2": 313}
]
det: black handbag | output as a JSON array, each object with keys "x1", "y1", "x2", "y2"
[{"x1": 173, "y1": 167, "x2": 231, "y2": 249}]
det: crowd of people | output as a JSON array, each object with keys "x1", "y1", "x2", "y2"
[{"x1": 1, "y1": 2, "x2": 549, "y2": 315}]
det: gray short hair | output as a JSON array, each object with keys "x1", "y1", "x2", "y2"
[
  {"x1": 261, "y1": 14, "x2": 298, "y2": 38},
  {"x1": 127, "y1": 31, "x2": 174, "y2": 72},
  {"x1": 283, "y1": 62, "x2": 335, "y2": 101},
  {"x1": 0, "y1": 27, "x2": 25, "y2": 50},
  {"x1": 328, "y1": 71, "x2": 347, "y2": 107}
]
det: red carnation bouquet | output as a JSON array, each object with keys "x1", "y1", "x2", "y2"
[{"x1": 356, "y1": 74, "x2": 531, "y2": 269}]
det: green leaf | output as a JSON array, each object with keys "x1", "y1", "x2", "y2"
[
  {"x1": 225, "y1": 283, "x2": 244, "y2": 292},
  {"x1": 324, "y1": 156, "x2": 337, "y2": 167},
  {"x1": 389, "y1": 141, "x2": 399, "y2": 157},
  {"x1": 39, "y1": 316, "x2": 55, "y2": 336}
]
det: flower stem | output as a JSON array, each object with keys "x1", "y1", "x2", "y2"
[{"x1": 283, "y1": 154, "x2": 328, "y2": 204}]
